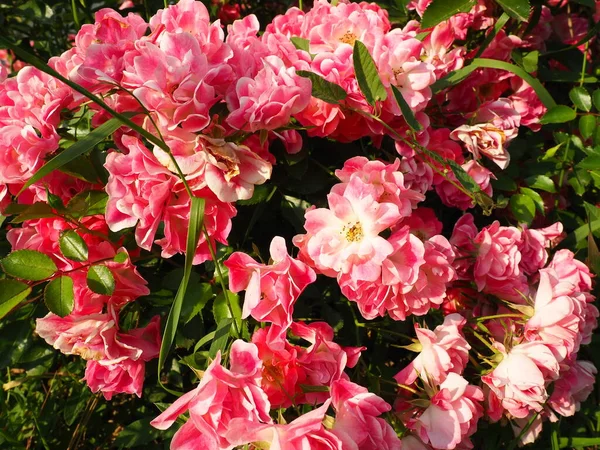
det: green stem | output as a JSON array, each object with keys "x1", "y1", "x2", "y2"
[{"x1": 204, "y1": 225, "x2": 241, "y2": 338}]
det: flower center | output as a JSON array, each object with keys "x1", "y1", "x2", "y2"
[
  {"x1": 343, "y1": 222, "x2": 364, "y2": 242},
  {"x1": 339, "y1": 31, "x2": 358, "y2": 46}
]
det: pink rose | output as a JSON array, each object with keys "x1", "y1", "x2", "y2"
[
  {"x1": 225, "y1": 236, "x2": 316, "y2": 330},
  {"x1": 549, "y1": 360, "x2": 597, "y2": 417},
  {"x1": 473, "y1": 221, "x2": 528, "y2": 301},
  {"x1": 226, "y1": 401, "x2": 343, "y2": 450},
  {"x1": 395, "y1": 314, "x2": 470, "y2": 386},
  {"x1": 412, "y1": 373, "x2": 484, "y2": 450},
  {"x1": 294, "y1": 176, "x2": 400, "y2": 282},
  {"x1": 151, "y1": 340, "x2": 272, "y2": 449},
  {"x1": 482, "y1": 342, "x2": 559, "y2": 419},
  {"x1": 226, "y1": 55, "x2": 311, "y2": 132},
  {"x1": 331, "y1": 379, "x2": 402, "y2": 450}
]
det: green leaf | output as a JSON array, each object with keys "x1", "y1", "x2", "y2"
[
  {"x1": 213, "y1": 290, "x2": 242, "y2": 331},
  {"x1": 114, "y1": 418, "x2": 163, "y2": 448},
  {"x1": 593, "y1": 89, "x2": 600, "y2": 111},
  {"x1": 569, "y1": 86, "x2": 592, "y2": 111},
  {"x1": 559, "y1": 437, "x2": 600, "y2": 448},
  {"x1": 520, "y1": 187, "x2": 545, "y2": 214},
  {"x1": 296, "y1": 70, "x2": 347, "y2": 104},
  {"x1": 352, "y1": 40, "x2": 387, "y2": 106},
  {"x1": 87, "y1": 265, "x2": 115, "y2": 295},
  {"x1": 579, "y1": 115, "x2": 597, "y2": 139},
  {"x1": 474, "y1": 13, "x2": 510, "y2": 59},
  {"x1": 510, "y1": 193, "x2": 536, "y2": 224},
  {"x1": 290, "y1": 37, "x2": 310, "y2": 53},
  {"x1": 431, "y1": 65, "x2": 478, "y2": 92},
  {"x1": 0, "y1": 280, "x2": 31, "y2": 320},
  {"x1": 525, "y1": 174, "x2": 556, "y2": 193},
  {"x1": 577, "y1": 155, "x2": 600, "y2": 170},
  {"x1": 521, "y1": 50, "x2": 539, "y2": 73},
  {"x1": 540, "y1": 105, "x2": 577, "y2": 124},
  {"x1": 495, "y1": 0, "x2": 531, "y2": 21},
  {"x1": 471, "y1": 58, "x2": 555, "y2": 108},
  {"x1": 158, "y1": 197, "x2": 205, "y2": 372},
  {"x1": 421, "y1": 0, "x2": 476, "y2": 29},
  {"x1": 391, "y1": 85, "x2": 423, "y2": 131},
  {"x1": 44, "y1": 276, "x2": 74, "y2": 317},
  {"x1": 1, "y1": 250, "x2": 57, "y2": 281},
  {"x1": 66, "y1": 190, "x2": 108, "y2": 218},
  {"x1": 208, "y1": 318, "x2": 234, "y2": 358},
  {"x1": 59, "y1": 230, "x2": 89, "y2": 262},
  {"x1": 236, "y1": 184, "x2": 273, "y2": 206},
  {"x1": 18, "y1": 118, "x2": 123, "y2": 195},
  {"x1": 6, "y1": 202, "x2": 55, "y2": 223},
  {"x1": 587, "y1": 233, "x2": 600, "y2": 275}
]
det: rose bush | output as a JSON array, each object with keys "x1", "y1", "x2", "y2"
[{"x1": 0, "y1": 0, "x2": 599, "y2": 448}]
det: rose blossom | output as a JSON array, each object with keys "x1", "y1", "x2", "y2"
[{"x1": 294, "y1": 176, "x2": 400, "y2": 282}]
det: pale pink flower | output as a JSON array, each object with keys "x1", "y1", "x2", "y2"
[
  {"x1": 395, "y1": 314, "x2": 470, "y2": 386},
  {"x1": 303, "y1": 0, "x2": 390, "y2": 54},
  {"x1": 412, "y1": 373, "x2": 484, "y2": 450},
  {"x1": 524, "y1": 269, "x2": 581, "y2": 362},
  {"x1": 450, "y1": 124, "x2": 509, "y2": 169},
  {"x1": 547, "y1": 249, "x2": 593, "y2": 295},
  {"x1": 197, "y1": 136, "x2": 272, "y2": 203},
  {"x1": 225, "y1": 236, "x2": 316, "y2": 329},
  {"x1": 374, "y1": 30, "x2": 435, "y2": 114},
  {"x1": 151, "y1": 340, "x2": 272, "y2": 449},
  {"x1": 401, "y1": 435, "x2": 433, "y2": 450},
  {"x1": 331, "y1": 379, "x2": 402, "y2": 450},
  {"x1": 421, "y1": 22, "x2": 466, "y2": 79},
  {"x1": 482, "y1": 342, "x2": 559, "y2": 419},
  {"x1": 36, "y1": 313, "x2": 116, "y2": 359},
  {"x1": 294, "y1": 176, "x2": 400, "y2": 282},
  {"x1": 389, "y1": 235, "x2": 456, "y2": 320},
  {"x1": 549, "y1": 360, "x2": 597, "y2": 417}
]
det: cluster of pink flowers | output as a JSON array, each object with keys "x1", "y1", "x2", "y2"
[
  {"x1": 0, "y1": 0, "x2": 597, "y2": 447},
  {"x1": 294, "y1": 156, "x2": 458, "y2": 320},
  {"x1": 8, "y1": 213, "x2": 161, "y2": 399}
]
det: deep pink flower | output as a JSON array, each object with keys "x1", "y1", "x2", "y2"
[
  {"x1": 226, "y1": 401, "x2": 343, "y2": 450},
  {"x1": 225, "y1": 236, "x2": 316, "y2": 329},
  {"x1": 436, "y1": 160, "x2": 494, "y2": 211},
  {"x1": 226, "y1": 55, "x2": 311, "y2": 132},
  {"x1": 331, "y1": 379, "x2": 402, "y2": 450},
  {"x1": 335, "y1": 156, "x2": 425, "y2": 217},
  {"x1": 473, "y1": 221, "x2": 528, "y2": 301},
  {"x1": 151, "y1": 340, "x2": 272, "y2": 449}
]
